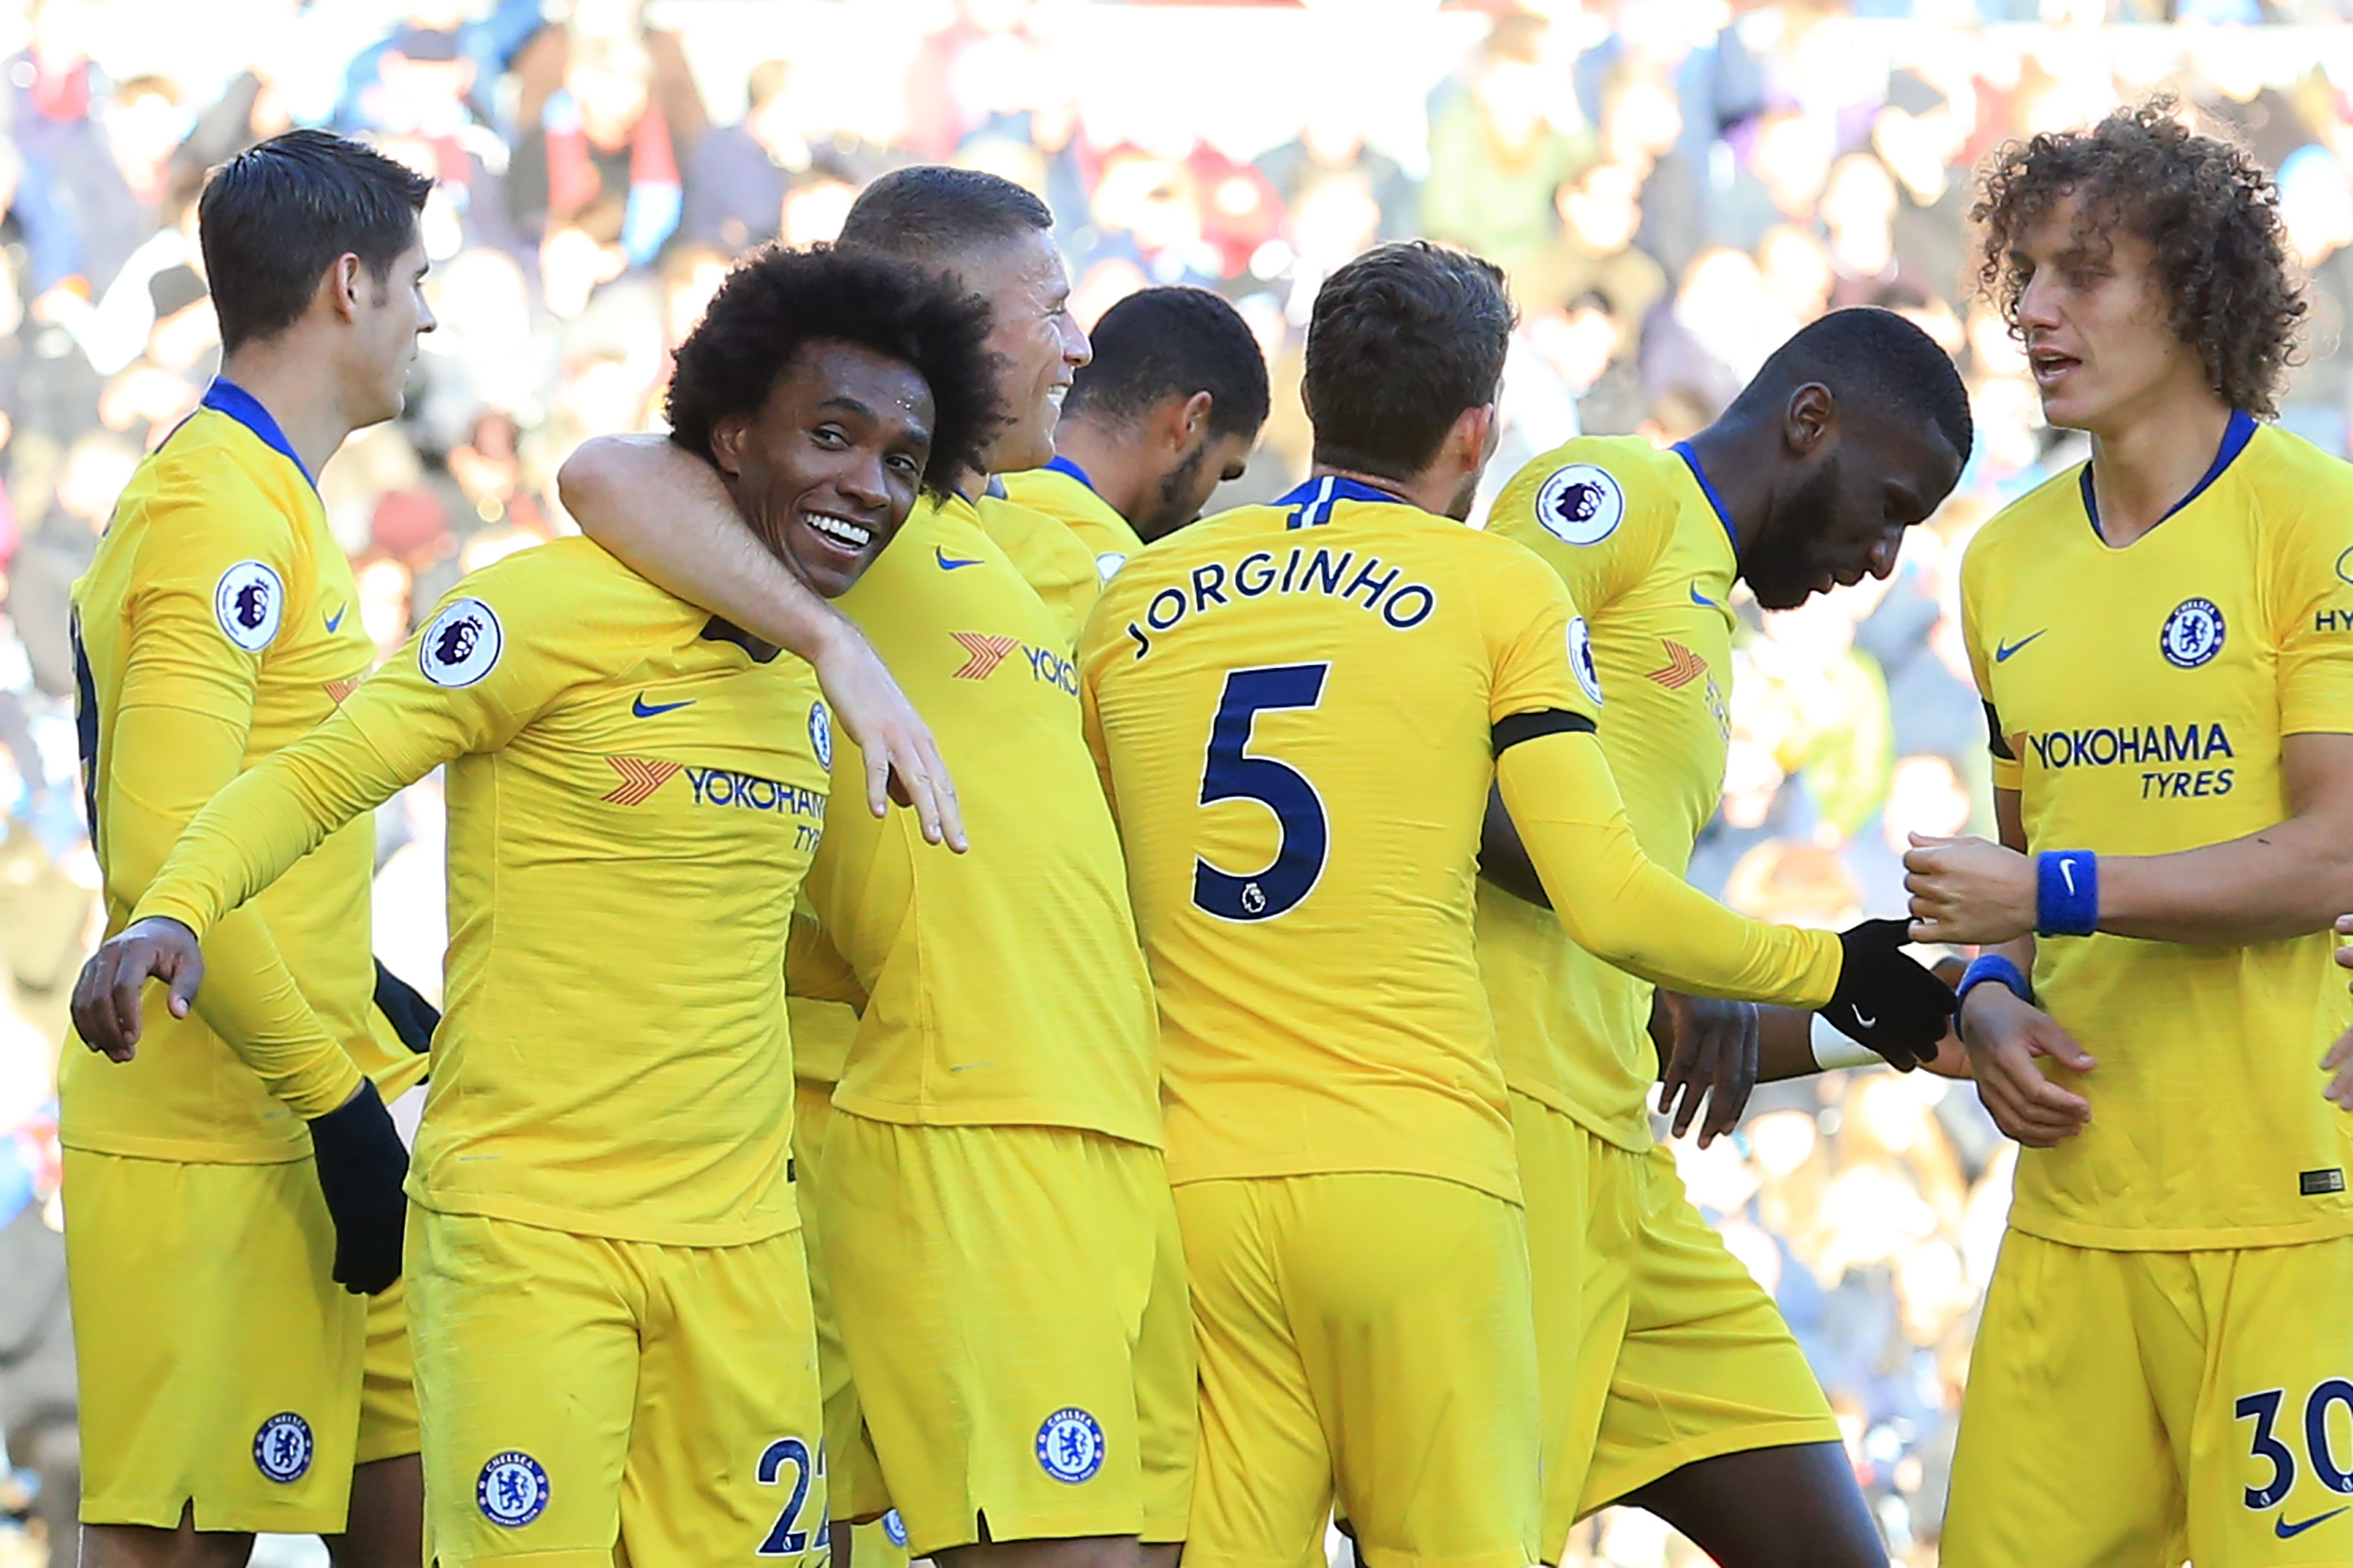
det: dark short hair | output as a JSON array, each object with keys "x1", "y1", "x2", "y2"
[
  {"x1": 1064, "y1": 286, "x2": 1269, "y2": 442},
  {"x1": 665, "y1": 244, "x2": 1000, "y2": 499},
  {"x1": 837, "y1": 166, "x2": 1052, "y2": 265},
  {"x1": 1972, "y1": 97, "x2": 2301, "y2": 419},
  {"x1": 1726, "y1": 307, "x2": 1973, "y2": 467},
  {"x1": 1302, "y1": 241, "x2": 1516, "y2": 481},
  {"x1": 197, "y1": 129, "x2": 433, "y2": 355}
]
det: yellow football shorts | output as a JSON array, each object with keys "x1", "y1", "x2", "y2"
[
  {"x1": 408, "y1": 1207, "x2": 826, "y2": 1567},
  {"x1": 358, "y1": 1277, "x2": 420, "y2": 1465},
  {"x1": 63, "y1": 1149, "x2": 370, "y2": 1534},
  {"x1": 1944, "y1": 1229, "x2": 2353, "y2": 1567},
  {"x1": 1176, "y1": 1171, "x2": 1543, "y2": 1568},
  {"x1": 1512, "y1": 1094, "x2": 1838, "y2": 1555},
  {"x1": 820, "y1": 1112, "x2": 1194, "y2": 1558},
  {"x1": 792, "y1": 1076, "x2": 904, "y2": 1560}
]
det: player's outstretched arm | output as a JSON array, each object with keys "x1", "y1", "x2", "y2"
[
  {"x1": 81, "y1": 700, "x2": 365, "y2": 1115},
  {"x1": 1497, "y1": 729, "x2": 1952, "y2": 1064},
  {"x1": 1906, "y1": 733, "x2": 2353, "y2": 948},
  {"x1": 1739, "y1": 959, "x2": 1974, "y2": 1086},
  {"x1": 75, "y1": 715, "x2": 435, "y2": 1297},
  {"x1": 559, "y1": 435, "x2": 966, "y2": 852}
]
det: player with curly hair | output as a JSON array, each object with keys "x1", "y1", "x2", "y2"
[
  {"x1": 1903, "y1": 100, "x2": 2353, "y2": 1566},
  {"x1": 74, "y1": 243, "x2": 998, "y2": 1566}
]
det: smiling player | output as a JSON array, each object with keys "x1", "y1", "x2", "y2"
[
  {"x1": 1900, "y1": 102, "x2": 2353, "y2": 1566},
  {"x1": 560, "y1": 169, "x2": 1191, "y2": 1568},
  {"x1": 73, "y1": 244, "x2": 998, "y2": 1566},
  {"x1": 1002, "y1": 286, "x2": 1270, "y2": 579}
]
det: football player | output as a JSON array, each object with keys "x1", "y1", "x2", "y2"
[
  {"x1": 75, "y1": 245, "x2": 998, "y2": 1567},
  {"x1": 1905, "y1": 102, "x2": 2353, "y2": 1566}
]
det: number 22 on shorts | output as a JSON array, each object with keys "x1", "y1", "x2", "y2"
[{"x1": 755, "y1": 1436, "x2": 827, "y2": 1558}]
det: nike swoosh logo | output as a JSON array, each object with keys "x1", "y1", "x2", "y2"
[
  {"x1": 2278, "y1": 1507, "x2": 2348, "y2": 1538},
  {"x1": 936, "y1": 547, "x2": 984, "y2": 571},
  {"x1": 1995, "y1": 631, "x2": 2047, "y2": 662},
  {"x1": 631, "y1": 695, "x2": 695, "y2": 718},
  {"x1": 1853, "y1": 1012, "x2": 1876, "y2": 1028},
  {"x1": 325, "y1": 603, "x2": 347, "y2": 633},
  {"x1": 1689, "y1": 584, "x2": 1722, "y2": 609},
  {"x1": 2057, "y1": 857, "x2": 2078, "y2": 895}
]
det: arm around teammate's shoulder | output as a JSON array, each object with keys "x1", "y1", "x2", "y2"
[{"x1": 558, "y1": 435, "x2": 966, "y2": 851}]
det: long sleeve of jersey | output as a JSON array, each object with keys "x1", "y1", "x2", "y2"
[
  {"x1": 1497, "y1": 729, "x2": 1842, "y2": 1008},
  {"x1": 103, "y1": 701, "x2": 363, "y2": 1119},
  {"x1": 135, "y1": 589, "x2": 551, "y2": 956},
  {"x1": 100, "y1": 502, "x2": 371, "y2": 1120}
]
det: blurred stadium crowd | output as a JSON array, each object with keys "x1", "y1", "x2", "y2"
[{"x1": 3, "y1": 0, "x2": 2352, "y2": 1563}]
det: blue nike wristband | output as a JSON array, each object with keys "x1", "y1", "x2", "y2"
[
  {"x1": 1956, "y1": 953, "x2": 2033, "y2": 1009},
  {"x1": 2036, "y1": 850, "x2": 2099, "y2": 937}
]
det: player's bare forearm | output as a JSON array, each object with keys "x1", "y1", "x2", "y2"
[
  {"x1": 2096, "y1": 734, "x2": 2353, "y2": 942},
  {"x1": 1911, "y1": 743, "x2": 2353, "y2": 945},
  {"x1": 558, "y1": 435, "x2": 968, "y2": 849},
  {"x1": 1755, "y1": 1006, "x2": 1821, "y2": 1082},
  {"x1": 1477, "y1": 782, "x2": 1550, "y2": 908},
  {"x1": 560, "y1": 435, "x2": 863, "y2": 663}
]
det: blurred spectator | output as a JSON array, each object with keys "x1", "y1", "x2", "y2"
[
  {"x1": 509, "y1": 31, "x2": 683, "y2": 267},
  {"x1": 1424, "y1": 13, "x2": 1593, "y2": 275},
  {"x1": 680, "y1": 60, "x2": 800, "y2": 254}
]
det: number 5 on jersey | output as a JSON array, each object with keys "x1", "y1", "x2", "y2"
[{"x1": 1194, "y1": 664, "x2": 1330, "y2": 923}]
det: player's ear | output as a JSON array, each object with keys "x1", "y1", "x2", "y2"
[
  {"x1": 1178, "y1": 390, "x2": 1214, "y2": 442},
  {"x1": 322, "y1": 253, "x2": 365, "y2": 325},
  {"x1": 1465, "y1": 401, "x2": 1501, "y2": 468},
  {"x1": 709, "y1": 414, "x2": 751, "y2": 480},
  {"x1": 1784, "y1": 381, "x2": 1835, "y2": 457}
]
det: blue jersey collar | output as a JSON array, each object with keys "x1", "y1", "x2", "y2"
[
  {"x1": 201, "y1": 377, "x2": 315, "y2": 489},
  {"x1": 1671, "y1": 442, "x2": 1740, "y2": 554},
  {"x1": 2078, "y1": 408, "x2": 2257, "y2": 542},
  {"x1": 1044, "y1": 453, "x2": 1096, "y2": 491},
  {"x1": 1276, "y1": 474, "x2": 1407, "y2": 529}
]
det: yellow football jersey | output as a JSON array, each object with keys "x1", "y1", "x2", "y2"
[
  {"x1": 1079, "y1": 476, "x2": 1601, "y2": 1203},
  {"x1": 66, "y1": 383, "x2": 402, "y2": 1162},
  {"x1": 1478, "y1": 438, "x2": 1739, "y2": 1151},
  {"x1": 136, "y1": 537, "x2": 831, "y2": 1246},
  {"x1": 806, "y1": 491, "x2": 1162, "y2": 1148},
  {"x1": 976, "y1": 483, "x2": 1103, "y2": 651},
  {"x1": 786, "y1": 903, "x2": 860, "y2": 1087},
  {"x1": 1964, "y1": 413, "x2": 2353, "y2": 1249},
  {"x1": 1001, "y1": 457, "x2": 1147, "y2": 583}
]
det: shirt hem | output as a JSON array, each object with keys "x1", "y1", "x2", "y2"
[
  {"x1": 410, "y1": 1186, "x2": 802, "y2": 1248},
  {"x1": 60, "y1": 1129, "x2": 309, "y2": 1165},
  {"x1": 2007, "y1": 1208, "x2": 2353, "y2": 1252},
  {"x1": 1165, "y1": 1154, "x2": 1522, "y2": 1206},
  {"x1": 1501, "y1": 1077, "x2": 1653, "y2": 1153},
  {"x1": 827, "y1": 1089, "x2": 1163, "y2": 1150}
]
